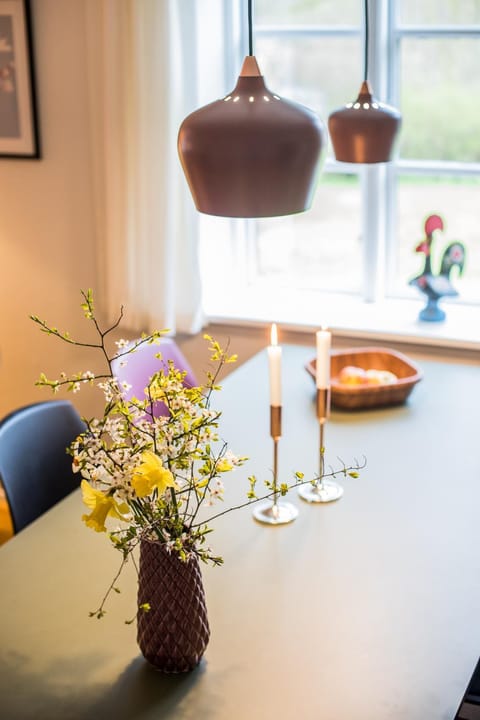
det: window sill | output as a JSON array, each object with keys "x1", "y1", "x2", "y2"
[{"x1": 205, "y1": 289, "x2": 480, "y2": 352}]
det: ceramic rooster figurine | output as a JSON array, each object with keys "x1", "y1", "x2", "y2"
[{"x1": 409, "y1": 214, "x2": 466, "y2": 322}]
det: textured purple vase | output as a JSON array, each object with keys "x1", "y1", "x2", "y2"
[{"x1": 137, "y1": 539, "x2": 210, "y2": 673}]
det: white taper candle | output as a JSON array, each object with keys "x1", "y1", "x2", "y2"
[
  {"x1": 268, "y1": 323, "x2": 282, "y2": 406},
  {"x1": 316, "y1": 327, "x2": 331, "y2": 389}
]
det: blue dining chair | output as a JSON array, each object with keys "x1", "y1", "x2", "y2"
[
  {"x1": 463, "y1": 659, "x2": 480, "y2": 707},
  {"x1": 0, "y1": 400, "x2": 85, "y2": 534},
  {"x1": 111, "y1": 338, "x2": 198, "y2": 417}
]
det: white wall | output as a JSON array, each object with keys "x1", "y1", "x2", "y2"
[{"x1": 0, "y1": 0, "x2": 101, "y2": 417}]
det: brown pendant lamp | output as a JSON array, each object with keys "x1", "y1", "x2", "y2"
[
  {"x1": 328, "y1": 0, "x2": 401, "y2": 164},
  {"x1": 177, "y1": 0, "x2": 326, "y2": 218}
]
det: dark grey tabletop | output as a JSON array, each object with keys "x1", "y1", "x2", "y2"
[{"x1": 1, "y1": 345, "x2": 479, "y2": 720}]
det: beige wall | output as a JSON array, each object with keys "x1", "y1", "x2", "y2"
[{"x1": 0, "y1": 0, "x2": 100, "y2": 417}]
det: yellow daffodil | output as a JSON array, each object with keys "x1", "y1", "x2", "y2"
[
  {"x1": 81, "y1": 480, "x2": 130, "y2": 533},
  {"x1": 131, "y1": 450, "x2": 178, "y2": 498}
]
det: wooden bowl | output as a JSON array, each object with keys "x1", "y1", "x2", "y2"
[{"x1": 306, "y1": 347, "x2": 423, "y2": 410}]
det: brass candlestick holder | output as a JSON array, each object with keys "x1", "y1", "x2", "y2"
[
  {"x1": 253, "y1": 406, "x2": 299, "y2": 525},
  {"x1": 298, "y1": 388, "x2": 344, "y2": 503}
]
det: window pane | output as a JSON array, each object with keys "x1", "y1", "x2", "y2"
[
  {"x1": 256, "y1": 0, "x2": 361, "y2": 25},
  {"x1": 256, "y1": 35, "x2": 362, "y2": 132},
  {"x1": 399, "y1": 37, "x2": 480, "y2": 162},
  {"x1": 399, "y1": 1, "x2": 480, "y2": 25},
  {"x1": 253, "y1": 173, "x2": 362, "y2": 294},
  {"x1": 389, "y1": 175, "x2": 480, "y2": 304}
]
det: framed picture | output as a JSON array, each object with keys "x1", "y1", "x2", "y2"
[{"x1": 0, "y1": 0, "x2": 39, "y2": 158}]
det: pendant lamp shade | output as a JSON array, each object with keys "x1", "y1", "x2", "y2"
[
  {"x1": 178, "y1": 57, "x2": 326, "y2": 218},
  {"x1": 328, "y1": 81, "x2": 401, "y2": 164}
]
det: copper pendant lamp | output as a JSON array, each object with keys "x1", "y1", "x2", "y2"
[
  {"x1": 177, "y1": 1, "x2": 326, "y2": 218},
  {"x1": 328, "y1": 0, "x2": 401, "y2": 164}
]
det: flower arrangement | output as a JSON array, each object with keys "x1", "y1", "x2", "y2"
[{"x1": 31, "y1": 290, "x2": 362, "y2": 620}]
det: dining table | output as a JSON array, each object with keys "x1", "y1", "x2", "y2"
[{"x1": 1, "y1": 344, "x2": 480, "y2": 720}]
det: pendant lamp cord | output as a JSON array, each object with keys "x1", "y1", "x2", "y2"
[
  {"x1": 363, "y1": 0, "x2": 369, "y2": 82},
  {"x1": 248, "y1": 0, "x2": 253, "y2": 55}
]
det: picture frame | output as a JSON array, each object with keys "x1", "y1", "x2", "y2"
[{"x1": 0, "y1": 0, "x2": 39, "y2": 158}]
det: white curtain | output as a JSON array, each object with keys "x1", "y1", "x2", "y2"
[{"x1": 85, "y1": 0, "x2": 205, "y2": 335}]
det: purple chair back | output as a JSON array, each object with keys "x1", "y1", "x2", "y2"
[{"x1": 111, "y1": 339, "x2": 198, "y2": 418}]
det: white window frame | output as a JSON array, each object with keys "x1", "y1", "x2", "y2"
[{"x1": 200, "y1": 1, "x2": 480, "y2": 349}]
